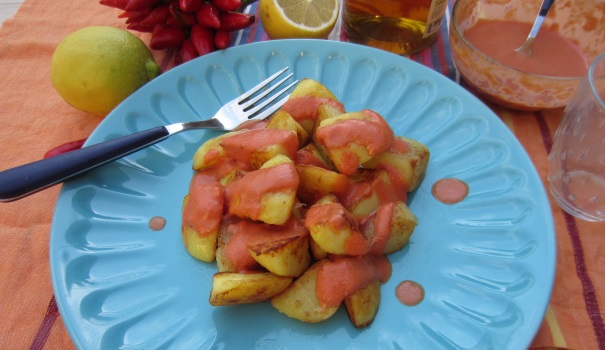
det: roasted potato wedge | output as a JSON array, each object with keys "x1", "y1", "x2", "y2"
[
  {"x1": 181, "y1": 183, "x2": 224, "y2": 262},
  {"x1": 363, "y1": 136, "x2": 430, "y2": 191},
  {"x1": 296, "y1": 164, "x2": 349, "y2": 204},
  {"x1": 315, "y1": 102, "x2": 345, "y2": 132},
  {"x1": 281, "y1": 79, "x2": 345, "y2": 135},
  {"x1": 362, "y1": 201, "x2": 418, "y2": 255},
  {"x1": 288, "y1": 78, "x2": 340, "y2": 100},
  {"x1": 344, "y1": 280, "x2": 381, "y2": 328},
  {"x1": 315, "y1": 110, "x2": 394, "y2": 175},
  {"x1": 220, "y1": 128, "x2": 299, "y2": 169},
  {"x1": 271, "y1": 260, "x2": 339, "y2": 322},
  {"x1": 248, "y1": 233, "x2": 310, "y2": 277},
  {"x1": 345, "y1": 168, "x2": 408, "y2": 217},
  {"x1": 226, "y1": 155, "x2": 299, "y2": 225},
  {"x1": 209, "y1": 272, "x2": 293, "y2": 306},
  {"x1": 267, "y1": 110, "x2": 309, "y2": 147},
  {"x1": 192, "y1": 131, "x2": 245, "y2": 170},
  {"x1": 305, "y1": 202, "x2": 370, "y2": 256},
  {"x1": 295, "y1": 143, "x2": 330, "y2": 169}
]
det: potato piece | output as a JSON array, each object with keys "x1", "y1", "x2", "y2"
[
  {"x1": 209, "y1": 272, "x2": 293, "y2": 306},
  {"x1": 344, "y1": 280, "x2": 381, "y2": 328},
  {"x1": 308, "y1": 194, "x2": 338, "y2": 262},
  {"x1": 296, "y1": 164, "x2": 349, "y2": 204},
  {"x1": 181, "y1": 226, "x2": 219, "y2": 263},
  {"x1": 308, "y1": 193, "x2": 340, "y2": 262},
  {"x1": 247, "y1": 231, "x2": 311, "y2": 277},
  {"x1": 267, "y1": 110, "x2": 309, "y2": 147},
  {"x1": 271, "y1": 260, "x2": 339, "y2": 322},
  {"x1": 315, "y1": 103, "x2": 344, "y2": 131},
  {"x1": 216, "y1": 225, "x2": 236, "y2": 272},
  {"x1": 344, "y1": 168, "x2": 407, "y2": 217},
  {"x1": 363, "y1": 136, "x2": 430, "y2": 191},
  {"x1": 216, "y1": 219, "x2": 264, "y2": 273},
  {"x1": 306, "y1": 103, "x2": 346, "y2": 172},
  {"x1": 315, "y1": 110, "x2": 394, "y2": 175},
  {"x1": 259, "y1": 153, "x2": 292, "y2": 169},
  {"x1": 281, "y1": 79, "x2": 345, "y2": 135},
  {"x1": 295, "y1": 143, "x2": 330, "y2": 169},
  {"x1": 220, "y1": 128, "x2": 299, "y2": 169},
  {"x1": 192, "y1": 131, "x2": 245, "y2": 170},
  {"x1": 288, "y1": 78, "x2": 339, "y2": 100},
  {"x1": 226, "y1": 155, "x2": 299, "y2": 225},
  {"x1": 362, "y1": 202, "x2": 418, "y2": 255},
  {"x1": 218, "y1": 168, "x2": 247, "y2": 186},
  {"x1": 309, "y1": 238, "x2": 328, "y2": 261},
  {"x1": 181, "y1": 183, "x2": 224, "y2": 262},
  {"x1": 384, "y1": 202, "x2": 417, "y2": 254},
  {"x1": 314, "y1": 193, "x2": 340, "y2": 205},
  {"x1": 305, "y1": 202, "x2": 370, "y2": 256}
]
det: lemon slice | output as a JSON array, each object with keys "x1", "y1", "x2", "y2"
[{"x1": 259, "y1": 0, "x2": 340, "y2": 39}]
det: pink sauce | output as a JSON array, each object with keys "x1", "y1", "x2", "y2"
[
  {"x1": 464, "y1": 20, "x2": 587, "y2": 77},
  {"x1": 396, "y1": 280, "x2": 424, "y2": 306},
  {"x1": 148, "y1": 216, "x2": 166, "y2": 231},
  {"x1": 432, "y1": 178, "x2": 469, "y2": 204}
]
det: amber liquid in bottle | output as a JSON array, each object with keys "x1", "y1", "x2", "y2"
[{"x1": 342, "y1": 0, "x2": 448, "y2": 55}]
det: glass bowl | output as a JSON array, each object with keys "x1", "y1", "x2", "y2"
[{"x1": 449, "y1": 0, "x2": 604, "y2": 111}]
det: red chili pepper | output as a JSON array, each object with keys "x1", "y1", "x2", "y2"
[
  {"x1": 118, "y1": 9, "x2": 150, "y2": 23},
  {"x1": 210, "y1": 0, "x2": 242, "y2": 12},
  {"x1": 150, "y1": 24, "x2": 186, "y2": 50},
  {"x1": 99, "y1": 0, "x2": 129, "y2": 10},
  {"x1": 214, "y1": 31, "x2": 231, "y2": 49},
  {"x1": 166, "y1": 16, "x2": 185, "y2": 28},
  {"x1": 180, "y1": 39, "x2": 198, "y2": 63},
  {"x1": 190, "y1": 24, "x2": 215, "y2": 56},
  {"x1": 43, "y1": 138, "x2": 87, "y2": 159},
  {"x1": 127, "y1": 22, "x2": 155, "y2": 32},
  {"x1": 170, "y1": 5, "x2": 197, "y2": 26},
  {"x1": 219, "y1": 12, "x2": 254, "y2": 31},
  {"x1": 125, "y1": 0, "x2": 160, "y2": 11},
  {"x1": 139, "y1": 5, "x2": 170, "y2": 27},
  {"x1": 195, "y1": 3, "x2": 221, "y2": 29},
  {"x1": 179, "y1": 0, "x2": 202, "y2": 13}
]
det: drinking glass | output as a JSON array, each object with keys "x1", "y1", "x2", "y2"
[{"x1": 548, "y1": 53, "x2": 605, "y2": 222}]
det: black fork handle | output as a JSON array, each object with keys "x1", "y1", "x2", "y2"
[{"x1": 0, "y1": 126, "x2": 169, "y2": 202}]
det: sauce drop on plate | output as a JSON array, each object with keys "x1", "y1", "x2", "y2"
[
  {"x1": 464, "y1": 20, "x2": 587, "y2": 77},
  {"x1": 432, "y1": 178, "x2": 469, "y2": 204},
  {"x1": 149, "y1": 216, "x2": 166, "y2": 231},
  {"x1": 396, "y1": 280, "x2": 424, "y2": 306}
]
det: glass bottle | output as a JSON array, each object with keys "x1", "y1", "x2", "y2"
[{"x1": 342, "y1": 0, "x2": 449, "y2": 55}]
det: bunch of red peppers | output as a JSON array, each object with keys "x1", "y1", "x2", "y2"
[{"x1": 100, "y1": 0, "x2": 258, "y2": 66}]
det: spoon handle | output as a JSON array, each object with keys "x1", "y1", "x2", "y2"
[{"x1": 527, "y1": 0, "x2": 555, "y2": 40}]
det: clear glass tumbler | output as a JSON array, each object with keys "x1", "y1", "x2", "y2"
[{"x1": 548, "y1": 53, "x2": 605, "y2": 222}]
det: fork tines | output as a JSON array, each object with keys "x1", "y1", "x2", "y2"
[{"x1": 239, "y1": 67, "x2": 298, "y2": 121}]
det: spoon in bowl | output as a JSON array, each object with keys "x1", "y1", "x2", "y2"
[{"x1": 515, "y1": 0, "x2": 555, "y2": 56}]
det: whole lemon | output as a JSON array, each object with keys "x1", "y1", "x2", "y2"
[{"x1": 51, "y1": 26, "x2": 161, "y2": 116}]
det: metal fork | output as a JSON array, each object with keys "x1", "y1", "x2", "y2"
[{"x1": 0, "y1": 67, "x2": 298, "y2": 202}]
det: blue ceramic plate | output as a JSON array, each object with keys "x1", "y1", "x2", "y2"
[{"x1": 50, "y1": 39, "x2": 556, "y2": 349}]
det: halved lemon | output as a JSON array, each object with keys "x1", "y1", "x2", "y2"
[{"x1": 259, "y1": 0, "x2": 340, "y2": 39}]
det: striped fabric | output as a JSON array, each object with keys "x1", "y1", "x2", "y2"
[{"x1": 0, "y1": 0, "x2": 602, "y2": 349}]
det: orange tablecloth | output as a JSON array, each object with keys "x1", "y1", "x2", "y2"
[{"x1": 0, "y1": 0, "x2": 603, "y2": 349}]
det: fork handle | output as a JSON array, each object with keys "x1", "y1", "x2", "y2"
[{"x1": 0, "y1": 126, "x2": 169, "y2": 202}]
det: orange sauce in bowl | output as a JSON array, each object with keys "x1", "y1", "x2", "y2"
[{"x1": 463, "y1": 20, "x2": 587, "y2": 77}]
